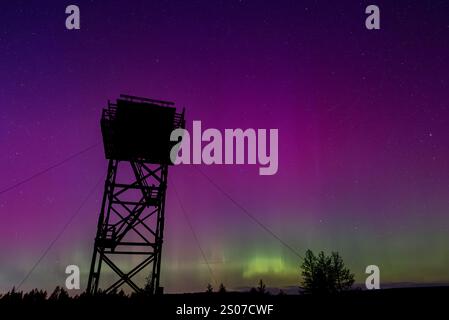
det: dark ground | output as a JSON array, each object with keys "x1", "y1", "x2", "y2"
[{"x1": 1, "y1": 286, "x2": 447, "y2": 319}]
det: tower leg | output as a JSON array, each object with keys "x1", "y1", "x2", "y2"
[{"x1": 87, "y1": 160, "x2": 168, "y2": 294}]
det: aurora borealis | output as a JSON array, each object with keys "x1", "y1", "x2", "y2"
[{"x1": 1, "y1": 1, "x2": 449, "y2": 293}]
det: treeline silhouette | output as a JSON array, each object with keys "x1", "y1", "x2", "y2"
[
  {"x1": 0, "y1": 279, "x2": 273, "y2": 304},
  {"x1": 1, "y1": 249, "x2": 356, "y2": 303}
]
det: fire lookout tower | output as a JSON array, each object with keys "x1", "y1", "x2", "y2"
[{"x1": 87, "y1": 94, "x2": 185, "y2": 294}]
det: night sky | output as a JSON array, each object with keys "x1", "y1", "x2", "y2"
[{"x1": 1, "y1": 0, "x2": 449, "y2": 293}]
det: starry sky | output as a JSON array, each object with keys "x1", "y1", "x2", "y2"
[{"x1": 1, "y1": 0, "x2": 449, "y2": 293}]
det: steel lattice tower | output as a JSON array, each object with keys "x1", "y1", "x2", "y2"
[{"x1": 87, "y1": 94, "x2": 185, "y2": 294}]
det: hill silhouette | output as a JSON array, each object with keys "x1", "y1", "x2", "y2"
[{"x1": 1, "y1": 286, "x2": 447, "y2": 318}]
